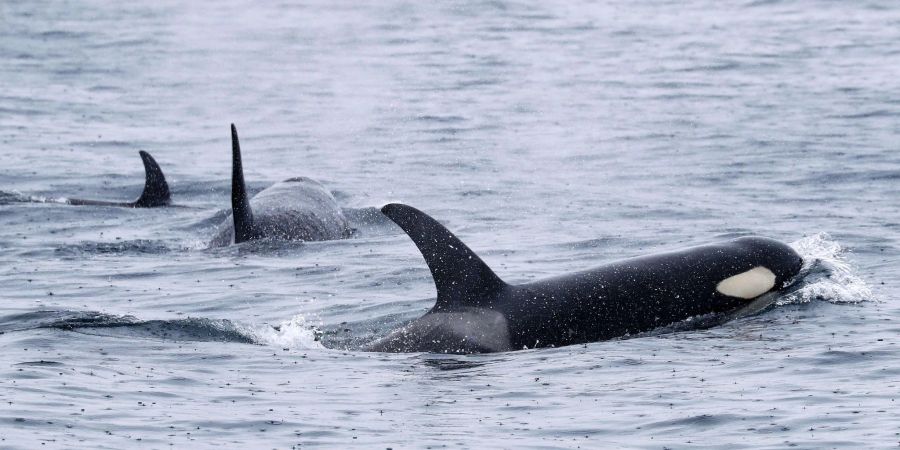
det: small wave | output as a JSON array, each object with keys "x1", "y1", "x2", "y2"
[
  {"x1": 1, "y1": 309, "x2": 324, "y2": 349},
  {"x1": 39, "y1": 313, "x2": 257, "y2": 343},
  {"x1": 675, "y1": 60, "x2": 740, "y2": 73},
  {"x1": 832, "y1": 110, "x2": 898, "y2": 120},
  {"x1": 54, "y1": 240, "x2": 174, "y2": 257},
  {"x1": 204, "y1": 237, "x2": 319, "y2": 255},
  {"x1": 419, "y1": 354, "x2": 491, "y2": 371},
  {"x1": 14, "y1": 360, "x2": 64, "y2": 367},
  {"x1": 783, "y1": 233, "x2": 874, "y2": 305},
  {"x1": 413, "y1": 114, "x2": 466, "y2": 123},
  {"x1": 0, "y1": 190, "x2": 91, "y2": 206},
  {"x1": 0, "y1": 190, "x2": 55, "y2": 205},
  {"x1": 36, "y1": 30, "x2": 91, "y2": 39},
  {"x1": 0, "y1": 190, "x2": 21, "y2": 204}
]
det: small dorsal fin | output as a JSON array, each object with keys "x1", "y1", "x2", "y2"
[
  {"x1": 381, "y1": 203, "x2": 506, "y2": 310},
  {"x1": 132, "y1": 151, "x2": 171, "y2": 207},
  {"x1": 230, "y1": 124, "x2": 255, "y2": 243}
]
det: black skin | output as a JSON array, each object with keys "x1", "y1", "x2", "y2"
[
  {"x1": 215, "y1": 124, "x2": 350, "y2": 246},
  {"x1": 65, "y1": 151, "x2": 171, "y2": 208},
  {"x1": 367, "y1": 203, "x2": 804, "y2": 354},
  {"x1": 230, "y1": 124, "x2": 254, "y2": 242}
]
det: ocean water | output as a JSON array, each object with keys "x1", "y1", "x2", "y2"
[{"x1": 1, "y1": 0, "x2": 898, "y2": 448}]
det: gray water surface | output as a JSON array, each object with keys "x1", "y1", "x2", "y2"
[{"x1": 1, "y1": 0, "x2": 897, "y2": 448}]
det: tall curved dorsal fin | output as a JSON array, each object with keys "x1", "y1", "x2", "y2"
[
  {"x1": 381, "y1": 203, "x2": 506, "y2": 310},
  {"x1": 132, "y1": 151, "x2": 171, "y2": 207},
  {"x1": 230, "y1": 124, "x2": 255, "y2": 243}
]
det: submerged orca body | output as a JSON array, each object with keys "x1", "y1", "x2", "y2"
[
  {"x1": 209, "y1": 125, "x2": 351, "y2": 247},
  {"x1": 367, "y1": 204, "x2": 804, "y2": 354},
  {"x1": 65, "y1": 151, "x2": 171, "y2": 208}
]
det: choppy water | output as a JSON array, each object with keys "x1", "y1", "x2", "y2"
[{"x1": 1, "y1": 0, "x2": 898, "y2": 448}]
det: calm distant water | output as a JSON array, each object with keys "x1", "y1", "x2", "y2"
[{"x1": 1, "y1": 0, "x2": 898, "y2": 448}]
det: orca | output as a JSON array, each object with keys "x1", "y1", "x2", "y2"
[
  {"x1": 208, "y1": 124, "x2": 351, "y2": 246},
  {"x1": 366, "y1": 203, "x2": 804, "y2": 354},
  {"x1": 62, "y1": 151, "x2": 171, "y2": 208}
]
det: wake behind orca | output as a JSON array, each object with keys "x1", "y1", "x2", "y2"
[
  {"x1": 208, "y1": 125, "x2": 351, "y2": 247},
  {"x1": 367, "y1": 204, "x2": 804, "y2": 354},
  {"x1": 6, "y1": 151, "x2": 171, "y2": 208}
]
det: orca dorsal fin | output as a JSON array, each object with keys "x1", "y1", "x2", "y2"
[
  {"x1": 132, "y1": 151, "x2": 171, "y2": 207},
  {"x1": 381, "y1": 203, "x2": 506, "y2": 310},
  {"x1": 230, "y1": 124, "x2": 255, "y2": 243}
]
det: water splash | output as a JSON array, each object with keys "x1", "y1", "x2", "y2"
[
  {"x1": 245, "y1": 314, "x2": 325, "y2": 350},
  {"x1": 784, "y1": 233, "x2": 874, "y2": 305}
]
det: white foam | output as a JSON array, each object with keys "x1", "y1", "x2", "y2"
[
  {"x1": 244, "y1": 313, "x2": 325, "y2": 350},
  {"x1": 782, "y1": 233, "x2": 874, "y2": 305}
]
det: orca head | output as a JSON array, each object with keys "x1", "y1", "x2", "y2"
[{"x1": 717, "y1": 237, "x2": 803, "y2": 299}]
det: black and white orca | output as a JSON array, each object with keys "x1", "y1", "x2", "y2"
[
  {"x1": 209, "y1": 125, "x2": 351, "y2": 247},
  {"x1": 367, "y1": 203, "x2": 804, "y2": 354}
]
